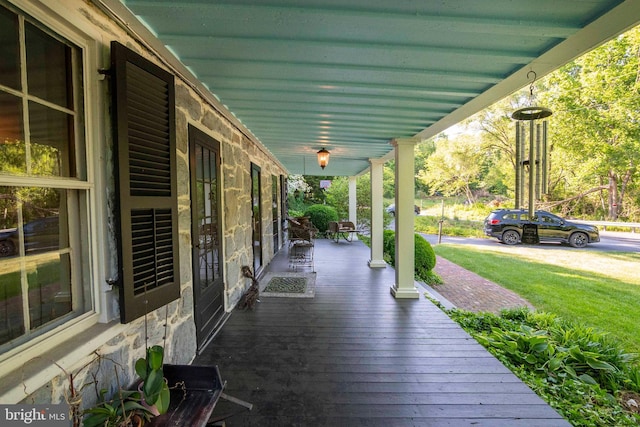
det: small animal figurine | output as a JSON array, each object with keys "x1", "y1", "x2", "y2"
[{"x1": 240, "y1": 265, "x2": 259, "y2": 309}]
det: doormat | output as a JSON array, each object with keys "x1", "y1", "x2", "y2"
[
  {"x1": 265, "y1": 276, "x2": 306, "y2": 293},
  {"x1": 260, "y1": 272, "x2": 316, "y2": 298}
]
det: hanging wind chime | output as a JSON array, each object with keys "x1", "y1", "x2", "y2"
[{"x1": 512, "y1": 71, "x2": 552, "y2": 219}]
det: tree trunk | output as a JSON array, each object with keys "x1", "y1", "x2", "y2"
[
  {"x1": 618, "y1": 168, "x2": 633, "y2": 216},
  {"x1": 541, "y1": 185, "x2": 608, "y2": 210},
  {"x1": 608, "y1": 171, "x2": 618, "y2": 220}
]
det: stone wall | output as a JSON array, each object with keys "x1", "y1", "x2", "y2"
[{"x1": 11, "y1": 0, "x2": 286, "y2": 415}]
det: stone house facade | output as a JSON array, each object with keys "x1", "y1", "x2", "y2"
[{"x1": 0, "y1": 0, "x2": 285, "y2": 414}]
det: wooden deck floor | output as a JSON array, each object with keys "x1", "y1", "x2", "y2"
[{"x1": 196, "y1": 239, "x2": 570, "y2": 426}]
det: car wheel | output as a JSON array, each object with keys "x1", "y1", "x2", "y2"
[
  {"x1": 0, "y1": 240, "x2": 15, "y2": 257},
  {"x1": 569, "y1": 232, "x2": 588, "y2": 248},
  {"x1": 501, "y1": 230, "x2": 520, "y2": 245}
]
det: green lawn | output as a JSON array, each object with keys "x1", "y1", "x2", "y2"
[{"x1": 434, "y1": 244, "x2": 640, "y2": 353}]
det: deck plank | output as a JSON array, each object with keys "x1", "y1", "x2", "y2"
[{"x1": 196, "y1": 239, "x2": 569, "y2": 426}]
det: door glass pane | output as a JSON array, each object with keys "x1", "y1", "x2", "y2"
[
  {"x1": 25, "y1": 22, "x2": 72, "y2": 108},
  {"x1": 251, "y1": 166, "x2": 262, "y2": 271},
  {"x1": 196, "y1": 146, "x2": 220, "y2": 290},
  {"x1": 203, "y1": 147, "x2": 210, "y2": 181},
  {"x1": 0, "y1": 91, "x2": 25, "y2": 174},
  {"x1": 29, "y1": 101, "x2": 74, "y2": 177},
  {"x1": 272, "y1": 175, "x2": 278, "y2": 249},
  {"x1": 0, "y1": 7, "x2": 20, "y2": 90},
  {"x1": 195, "y1": 144, "x2": 203, "y2": 180}
]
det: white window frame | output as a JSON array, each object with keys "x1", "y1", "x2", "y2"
[{"x1": 0, "y1": 0, "x2": 113, "y2": 399}]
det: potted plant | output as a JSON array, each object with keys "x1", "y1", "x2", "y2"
[
  {"x1": 135, "y1": 345, "x2": 170, "y2": 416},
  {"x1": 82, "y1": 388, "x2": 150, "y2": 427}
]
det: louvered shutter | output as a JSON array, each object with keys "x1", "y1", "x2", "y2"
[{"x1": 111, "y1": 41, "x2": 180, "y2": 323}]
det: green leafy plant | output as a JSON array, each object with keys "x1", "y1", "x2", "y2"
[
  {"x1": 134, "y1": 345, "x2": 170, "y2": 415},
  {"x1": 287, "y1": 209, "x2": 304, "y2": 218},
  {"x1": 303, "y1": 204, "x2": 338, "y2": 233},
  {"x1": 414, "y1": 234, "x2": 436, "y2": 278},
  {"x1": 447, "y1": 307, "x2": 640, "y2": 426},
  {"x1": 82, "y1": 388, "x2": 150, "y2": 427},
  {"x1": 381, "y1": 230, "x2": 439, "y2": 284}
]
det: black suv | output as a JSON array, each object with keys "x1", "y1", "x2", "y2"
[{"x1": 483, "y1": 209, "x2": 600, "y2": 248}]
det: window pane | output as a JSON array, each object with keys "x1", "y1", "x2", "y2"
[
  {"x1": 0, "y1": 192, "x2": 23, "y2": 346},
  {"x1": 0, "y1": 91, "x2": 25, "y2": 174},
  {"x1": 0, "y1": 257, "x2": 25, "y2": 346},
  {"x1": 0, "y1": 186, "x2": 66, "y2": 256},
  {"x1": 29, "y1": 101, "x2": 75, "y2": 177},
  {"x1": 27, "y1": 253, "x2": 72, "y2": 330},
  {"x1": 0, "y1": 186, "x2": 79, "y2": 350},
  {"x1": 0, "y1": 186, "x2": 18, "y2": 257},
  {"x1": 25, "y1": 22, "x2": 71, "y2": 108},
  {"x1": 0, "y1": 6, "x2": 20, "y2": 91}
]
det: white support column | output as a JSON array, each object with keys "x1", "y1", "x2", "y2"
[
  {"x1": 391, "y1": 138, "x2": 420, "y2": 298},
  {"x1": 348, "y1": 176, "x2": 357, "y2": 225},
  {"x1": 368, "y1": 158, "x2": 386, "y2": 268}
]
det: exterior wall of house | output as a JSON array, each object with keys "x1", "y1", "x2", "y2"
[{"x1": 0, "y1": 0, "x2": 286, "y2": 414}]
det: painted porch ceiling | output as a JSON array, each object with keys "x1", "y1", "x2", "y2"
[{"x1": 114, "y1": 0, "x2": 640, "y2": 176}]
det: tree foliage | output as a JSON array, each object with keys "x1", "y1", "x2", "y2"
[
  {"x1": 539, "y1": 26, "x2": 640, "y2": 219},
  {"x1": 417, "y1": 134, "x2": 486, "y2": 204},
  {"x1": 423, "y1": 26, "x2": 640, "y2": 220}
]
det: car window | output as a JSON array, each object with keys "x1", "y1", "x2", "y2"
[
  {"x1": 540, "y1": 214, "x2": 562, "y2": 225},
  {"x1": 504, "y1": 213, "x2": 519, "y2": 220}
]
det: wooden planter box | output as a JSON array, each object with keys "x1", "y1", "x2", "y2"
[{"x1": 147, "y1": 364, "x2": 224, "y2": 427}]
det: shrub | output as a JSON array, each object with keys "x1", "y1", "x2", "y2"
[
  {"x1": 414, "y1": 233, "x2": 436, "y2": 277},
  {"x1": 287, "y1": 209, "x2": 304, "y2": 218},
  {"x1": 382, "y1": 230, "x2": 396, "y2": 264},
  {"x1": 382, "y1": 230, "x2": 437, "y2": 283},
  {"x1": 303, "y1": 204, "x2": 338, "y2": 233}
]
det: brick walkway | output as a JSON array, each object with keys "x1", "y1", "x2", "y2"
[{"x1": 428, "y1": 255, "x2": 534, "y2": 313}]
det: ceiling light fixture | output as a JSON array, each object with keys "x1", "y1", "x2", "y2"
[{"x1": 317, "y1": 148, "x2": 330, "y2": 170}]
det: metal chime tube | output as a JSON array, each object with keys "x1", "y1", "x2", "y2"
[
  {"x1": 520, "y1": 124, "x2": 526, "y2": 209},
  {"x1": 528, "y1": 119, "x2": 535, "y2": 218},
  {"x1": 515, "y1": 121, "x2": 521, "y2": 209},
  {"x1": 512, "y1": 101, "x2": 552, "y2": 219},
  {"x1": 542, "y1": 121, "x2": 548, "y2": 195},
  {"x1": 536, "y1": 123, "x2": 542, "y2": 200}
]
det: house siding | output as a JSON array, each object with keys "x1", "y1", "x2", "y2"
[{"x1": 2, "y1": 0, "x2": 286, "y2": 412}]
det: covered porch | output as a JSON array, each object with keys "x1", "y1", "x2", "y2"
[{"x1": 196, "y1": 239, "x2": 569, "y2": 426}]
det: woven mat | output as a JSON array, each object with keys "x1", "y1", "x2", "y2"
[
  {"x1": 260, "y1": 272, "x2": 316, "y2": 298},
  {"x1": 264, "y1": 276, "x2": 307, "y2": 293}
]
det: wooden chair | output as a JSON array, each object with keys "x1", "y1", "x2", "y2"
[
  {"x1": 287, "y1": 218, "x2": 316, "y2": 246},
  {"x1": 328, "y1": 220, "x2": 358, "y2": 242},
  {"x1": 287, "y1": 218, "x2": 316, "y2": 271}
]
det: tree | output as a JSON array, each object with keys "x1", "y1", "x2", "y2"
[
  {"x1": 324, "y1": 174, "x2": 372, "y2": 227},
  {"x1": 417, "y1": 135, "x2": 485, "y2": 204},
  {"x1": 540, "y1": 27, "x2": 640, "y2": 219}
]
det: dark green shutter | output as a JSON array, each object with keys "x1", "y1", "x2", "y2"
[{"x1": 111, "y1": 41, "x2": 180, "y2": 323}]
